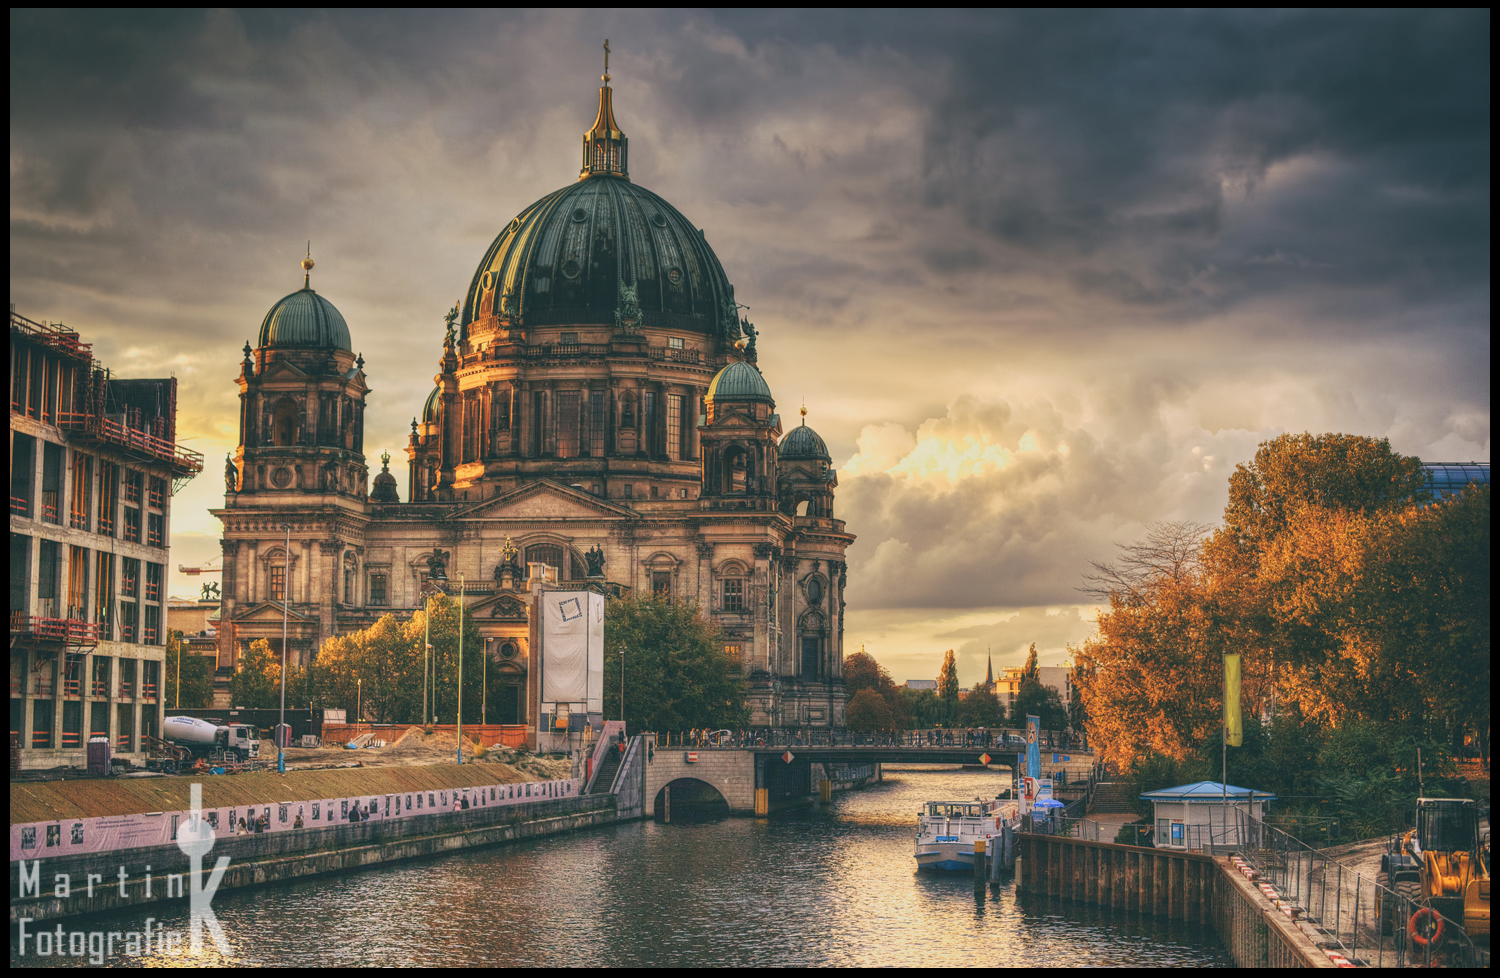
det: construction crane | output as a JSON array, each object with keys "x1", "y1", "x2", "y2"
[{"x1": 178, "y1": 555, "x2": 223, "y2": 576}]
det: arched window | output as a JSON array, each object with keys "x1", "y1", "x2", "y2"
[
  {"x1": 272, "y1": 399, "x2": 299, "y2": 447},
  {"x1": 724, "y1": 446, "x2": 748, "y2": 494},
  {"x1": 525, "y1": 544, "x2": 563, "y2": 576}
]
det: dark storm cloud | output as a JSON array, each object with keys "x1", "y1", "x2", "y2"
[{"x1": 9, "y1": 10, "x2": 1489, "y2": 631}]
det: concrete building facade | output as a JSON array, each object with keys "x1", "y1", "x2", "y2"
[{"x1": 10, "y1": 310, "x2": 202, "y2": 768}]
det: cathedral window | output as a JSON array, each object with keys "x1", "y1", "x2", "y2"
[
  {"x1": 368, "y1": 573, "x2": 387, "y2": 606},
  {"x1": 555, "y1": 392, "x2": 581, "y2": 458},
  {"x1": 525, "y1": 545, "x2": 564, "y2": 577},
  {"x1": 642, "y1": 392, "x2": 657, "y2": 455},
  {"x1": 801, "y1": 635, "x2": 821, "y2": 679},
  {"x1": 273, "y1": 399, "x2": 298, "y2": 447},
  {"x1": 666, "y1": 395, "x2": 683, "y2": 461},
  {"x1": 669, "y1": 336, "x2": 684, "y2": 350},
  {"x1": 651, "y1": 571, "x2": 672, "y2": 603},
  {"x1": 724, "y1": 446, "x2": 748, "y2": 494},
  {"x1": 589, "y1": 391, "x2": 605, "y2": 456},
  {"x1": 724, "y1": 644, "x2": 743, "y2": 669},
  {"x1": 722, "y1": 578, "x2": 744, "y2": 613},
  {"x1": 269, "y1": 564, "x2": 287, "y2": 602}
]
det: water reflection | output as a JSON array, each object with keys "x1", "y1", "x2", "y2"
[{"x1": 11, "y1": 769, "x2": 1229, "y2": 967}]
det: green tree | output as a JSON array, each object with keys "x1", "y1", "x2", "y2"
[
  {"x1": 228, "y1": 639, "x2": 282, "y2": 709},
  {"x1": 1014, "y1": 673, "x2": 1067, "y2": 733},
  {"x1": 603, "y1": 595, "x2": 748, "y2": 733},
  {"x1": 937, "y1": 649, "x2": 960, "y2": 724},
  {"x1": 959, "y1": 684, "x2": 1004, "y2": 727},
  {"x1": 901, "y1": 687, "x2": 942, "y2": 728},
  {"x1": 845, "y1": 688, "x2": 895, "y2": 733},
  {"x1": 164, "y1": 630, "x2": 214, "y2": 710}
]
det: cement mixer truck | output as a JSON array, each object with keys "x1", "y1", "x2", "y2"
[{"x1": 162, "y1": 716, "x2": 261, "y2": 762}]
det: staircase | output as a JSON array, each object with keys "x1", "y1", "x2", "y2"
[
  {"x1": 1088, "y1": 782, "x2": 1134, "y2": 815},
  {"x1": 590, "y1": 743, "x2": 624, "y2": 794}
]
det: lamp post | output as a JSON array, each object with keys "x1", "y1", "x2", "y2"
[
  {"x1": 456, "y1": 573, "x2": 464, "y2": 765},
  {"x1": 422, "y1": 596, "x2": 431, "y2": 726},
  {"x1": 357, "y1": 677, "x2": 362, "y2": 727},
  {"x1": 278, "y1": 522, "x2": 290, "y2": 774},
  {"x1": 482, "y1": 638, "x2": 489, "y2": 727},
  {"x1": 619, "y1": 644, "x2": 626, "y2": 728}
]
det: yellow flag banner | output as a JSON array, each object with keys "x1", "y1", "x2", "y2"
[{"x1": 1224, "y1": 653, "x2": 1243, "y2": 747}]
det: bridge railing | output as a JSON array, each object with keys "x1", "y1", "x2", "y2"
[{"x1": 653, "y1": 726, "x2": 1094, "y2": 754}]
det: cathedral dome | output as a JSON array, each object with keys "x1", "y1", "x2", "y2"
[
  {"x1": 781, "y1": 421, "x2": 830, "y2": 461},
  {"x1": 706, "y1": 360, "x2": 774, "y2": 404},
  {"x1": 422, "y1": 386, "x2": 441, "y2": 423},
  {"x1": 371, "y1": 451, "x2": 399, "y2": 503},
  {"x1": 461, "y1": 85, "x2": 736, "y2": 338},
  {"x1": 257, "y1": 287, "x2": 351, "y2": 351}
]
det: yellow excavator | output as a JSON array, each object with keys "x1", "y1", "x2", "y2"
[{"x1": 1377, "y1": 797, "x2": 1490, "y2": 947}]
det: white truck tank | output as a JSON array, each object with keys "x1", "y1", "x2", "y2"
[{"x1": 164, "y1": 715, "x2": 221, "y2": 745}]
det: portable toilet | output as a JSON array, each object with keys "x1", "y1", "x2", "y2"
[
  {"x1": 87, "y1": 735, "x2": 112, "y2": 776},
  {"x1": 1139, "y1": 781, "x2": 1275, "y2": 850}
]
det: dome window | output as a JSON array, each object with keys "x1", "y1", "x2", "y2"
[
  {"x1": 666, "y1": 267, "x2": 683, "y2": 286},
  {"x1": 572, "y1": 207, "x2": 588, "y2": 223},
  {"x1": 562, "y1": 259, "x2": 582, "y2": 279},
  {"x1": 652, "y1": 212, "x2": 668, "y2": 228}
]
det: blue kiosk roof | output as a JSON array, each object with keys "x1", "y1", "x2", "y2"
[{"x1": 1139, "y1": 781, "x2": 1277, "y2": 802}]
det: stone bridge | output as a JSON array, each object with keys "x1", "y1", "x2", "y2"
[{"x1": 633, "y1": 743, "x2": 1094, "y2": 818}]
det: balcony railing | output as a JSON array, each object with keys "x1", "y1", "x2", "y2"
[
  {"x1": 91, "y1": 680, "x2": 109, "y2": 697},
  {"x1": 57, "y1": 411, "x2": 204, "y2": 475},
  {"x1": 118, "y1": 682, "x2": 134, "y2": 699},
  {"x1": 11, "y1": 495, "x2": 31, "y2": 518},
  {"x1": 141, "y1": 682, "x2": 158, "y2": 700},
  {"x1": 63, "y1": 677, "x2": 81, "y2": 697},
  {"x1": 10, "y1": 614, "x2": 102, "y2": 646}
]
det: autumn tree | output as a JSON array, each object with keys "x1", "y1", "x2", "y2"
[
  {"x1": 164, "y1": 630, "x2": 214, "y2": 710},
  {"x1": 603, "y1": 595, "x2": 749, "y2": 733},
  {"x1": 1214, "y1": 432, "x2": 1429, "y2": 564},
  {"x1": 844, "y1": 648, "x2": 911, "y2": 729},
  {"x1": 937, "y1": 649, "x2": 960, "y2": 724},
  {"x1": 311, "y1": 594, "x2": 497, "y2": 725},
  {"x1": 845, "y1": 688, "x2": 896, "y2": 733},
  {"x1": 228, "y1": 639, "x2": 283, "y2": 709}
]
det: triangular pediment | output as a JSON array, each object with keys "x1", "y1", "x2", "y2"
[
  {"x1": 450, "y1": 479, "x2": 637, "y2": 521},
  {"x1": 470, "y1": 591, "x2": 530, "y2": 619},
  {"x1": 232, "y1": 601, "x2": 315, "y2": 623},
  {"x1": 258, "y1": 360, "x2": 311, "y2": 381}
]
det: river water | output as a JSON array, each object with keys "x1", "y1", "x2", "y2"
[{"x1": 13, "y1": 767, "x2": 1229, "y2": 967}]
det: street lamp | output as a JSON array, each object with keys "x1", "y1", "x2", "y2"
[
  {"x1": 278, "y1": 523, "x2": 290, "y2": 774},
  {"x1": 357, "y1": 677, "x2": 362, "y2": 727},
  {"x1": 456, "y1": 572, "x2": 464, "y2": 764},
  {"x1": 619, "y1": 644, "x2": 626, "y2": 728}
]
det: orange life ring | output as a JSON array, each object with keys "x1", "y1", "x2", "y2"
[{"x1": 1408, "y1": 907, "x2": 1444, "y2": 946}]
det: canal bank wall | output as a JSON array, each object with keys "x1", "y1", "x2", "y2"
[
  {"x1": 11, "y1": 794, "x2": 616, "y2": 925},
  {"x1": 1016, "y1": 834, "x2": 1331, "y2": 967}
]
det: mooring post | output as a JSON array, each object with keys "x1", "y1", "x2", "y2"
[
  {"x1": 664, "y1": 784, "x2": 670, "y2": 824},
  {"x1": 974, "y1": 839, "x2": 987, "y2": 896}
]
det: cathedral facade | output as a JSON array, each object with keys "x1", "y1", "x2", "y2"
[{"x1": 213, "y1": 70, "x2": 854, "y2": 729}]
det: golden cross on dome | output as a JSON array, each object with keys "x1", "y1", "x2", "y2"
[{"x1": 603, "y1": 39, "x2": 611, "y2": 83}]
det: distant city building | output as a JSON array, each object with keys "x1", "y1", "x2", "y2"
[
  {"x1": 904, "y1": 679, "x2": 937, "y2": 691},
  {"x1": 10, "y1": 309, "x2": 203, "y2": 768},
  {"x1": 1423, "y1": 462, "x2": 1489, "y2": 500}
]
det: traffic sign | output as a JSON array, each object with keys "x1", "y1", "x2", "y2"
[
  {"x1": 782, "y1": 751, "x2": 795, "y2": 764},
  {"x1": 979, "y1": 753, "x2": 991, "y2": 765}
]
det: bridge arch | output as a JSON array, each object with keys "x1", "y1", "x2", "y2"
[{"x1": 654, "y1": 777, "x2": 730, "y2": 823}]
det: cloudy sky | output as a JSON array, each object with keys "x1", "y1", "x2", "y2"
[{"x1": 11, "y1": 10, "x2": 1489, "y2": 686}]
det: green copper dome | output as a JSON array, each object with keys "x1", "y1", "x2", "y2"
[
  {"x1": 257, "y1": 287, "x2": 351, "y2": 351},
  {"x1": 781, "y1": 422, "x2": 830, "y2": 461},
  {"x1": 706, "y1": 361, "x2": 774, "y2": 404}
]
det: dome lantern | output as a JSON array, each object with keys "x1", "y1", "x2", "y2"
[{"x1": 581, "y1": 39, "x2": 628, "y2": 181}]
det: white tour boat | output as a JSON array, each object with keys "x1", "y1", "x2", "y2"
[{"x1": 914, "y1": 798, "x2": 1019, "y2": 872}]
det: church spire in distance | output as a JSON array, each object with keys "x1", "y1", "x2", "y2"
[{"x1": 581, "y1": 39, "x2": 629, "y2": 180}]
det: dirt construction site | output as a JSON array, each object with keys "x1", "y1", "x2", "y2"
[{"x1": 10, "y1": 728, "x2": 575, "y2": 823}]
